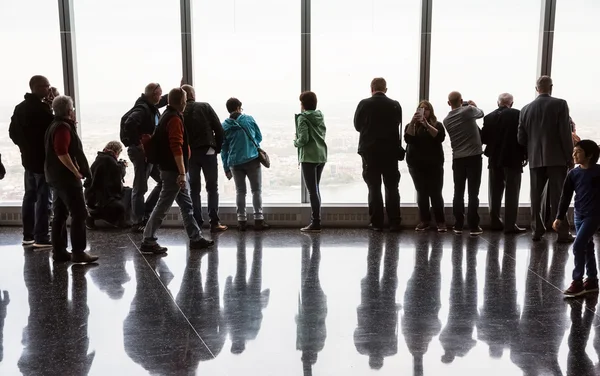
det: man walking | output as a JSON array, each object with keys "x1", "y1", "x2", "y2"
[
  {"x1": 518, "y1": 76, "x2": 573, "y2": 242},
  {"x1": 481, "y1": 93, "x2": 527, "y2": 234},
  {"x1": 354, "y1": 77, "x2": 403, "y2": 232}
]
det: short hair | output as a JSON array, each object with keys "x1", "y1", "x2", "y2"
[
  {"x1": 168, "y1": 87, "x2": 186, "y2": 106},
  {"x1": 144, "y1": 83, "x2": 161, "y2": 96},
  {"x1": 575, "y1": 139, "x2": 600, "y2": 165},
  {"x1": 299, "y1": 91, "x2": 317, "y2": 111},
  {"x1": 448, "y1": 91, "x2": 462, "y2": 107},
  {"x1": 104, "y1": 141, "x2": 123, "y2": 155},
  {"x1": 52, "y1": 95, "x2": 74, "y2": 117},
  {"x1": 29, "y1": 75, "x2": 48, "y2": 90},
  {"x1": 370, "y1": 77, "x2": 387, "y2": 92},
  {"x1": 181, "y1": 84, "x2": 195, "y2": 101},
  {"x1": 536, "y1": 75, "x2": 553, "y2": 92},
  {"x1": 498, "y1": 93, "x2": 514, "y2": 107},
  {"x1": 226, "y1": 97, "x2": 242, "y2": 113}
]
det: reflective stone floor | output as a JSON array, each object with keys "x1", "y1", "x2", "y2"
[{"x1": 0, "y1": 226, "x2": 598, "y2": 375}]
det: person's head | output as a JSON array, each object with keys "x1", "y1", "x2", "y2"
[
  {"x1": 168, "y1": 87, "x2": 187, "y2": 112},
  {"x1": 536, "y1": 75, "x2": 553, "y2": 95},
  {"x1": 144, "y1": 82, "x2": 163, "y2": 105},
  {"x1": 573, "y1": 139, "x2": 600, "y2": 166},
  {"x1": 497, "y1": 93, "x2": 514, "y2": 108},
  {"x1": 181, "y1": 84, "x2": 195, "y2": 102},
  {"x1": 299, "y1": 91, "x2": 317, "y2": 111},
  {"x1": 417, "y1": 100, "x2": 437, "y2": 124},
  {"x1": 29, "y1": 75, "x2": 50, "y2": 98},
  {"x1": 447, "y1": 91, "x2": 462, "y2": 109},
  {"x1": 52, "y1": 95, "x2": 75, "y2": 120},
  {"x1": 103, "y1": 140, "x2": 123, "y2": 158},
  {"x1": 370, "y1": 77, "x2": 387, "y2": 95},
  {"x1": 226, "y1": 97, "x2": 243, "y2": 114}
]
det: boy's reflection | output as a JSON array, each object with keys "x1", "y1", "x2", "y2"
[
  {"x1": 566, "y1": 297, "x2": 597, "y2": 376},
  {"x1": 296, "y1": 234, "x2": 327, "y2": 376},
  {"x1": 0, "y1": 290, "x2": 9, "y2": 362},
  {"x1": 354, "y1": 233, "x2": 400, "y2": 370}
]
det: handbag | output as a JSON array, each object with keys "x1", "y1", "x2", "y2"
[{"x1": 239, "y1": 124, "x2": 271, "y2": 168}]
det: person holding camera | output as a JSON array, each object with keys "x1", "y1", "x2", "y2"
[
  {"x1": 84, "y1": 141, "x2": 133, "y2": 229},
  {"x1": 443, "y1": 91, "x2": 484, "y2": 236}
]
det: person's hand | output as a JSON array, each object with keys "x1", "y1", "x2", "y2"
[
  {"x1": 552, "y1": 219, "x2": 562, "y2": 232},
  {"x1": 225, "y1": 171, "x2": 233, "y2": 180},
  {"x1": 180, "y1": 77, "x2": 185, "y2": 87},
  {"x1": 467, "y1": 100, "x2": 477, "y2": 107},
  {"x1": 411, "y1": 112, "x2": 422, "y2": 123},
  {"x1": 75, "y1": 171, "x2": 84, "y2": 180},
  {"x1": 177, "y1": 174, "x2": 187, "y2": 190}
]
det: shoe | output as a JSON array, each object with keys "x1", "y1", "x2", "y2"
[
  {"x1": 415, "y1": 222, "x2": 430, "y2": 232},
  {"x1": 190, "y1": 238, "x2": 215, "y2": 249},
  {"x1": 584, "y1": 278, "x2": 599, "y2": 293},
  {"x1": 238, "y1": 221, "x2": 247, "y2": 232},
  {"x1": 564, "y1": 280, "x2": 586, "y2": 298},
  {"x1": 140, "y1": 243, "x2": 168, "y2": 255},
  {"x1": 210, "y1": 223, "x2": 228, "y2": 233},
  {"x1": 22, "y1": 238, "x2": 35, "y2": 246},
  {"x1": 369, "y1": 224, "x2": 383, "y2": 232},
  {"x1": 33, "y1": 240, "x2": 52, "y2": 249},
  {"x1": 255, "y1": 220, "x2": 271, "y2": 231},
  {"x1": 557, "y1": 234, "x2": 575, "y2": 244},
  {"x1": 86, "y1": 217, "x2": 96, "y2": 230},
  {"x1": 71, "y1": 252, "x2": 99, "y2": 264},
  {"x1": 504, "y1": 225, "x2": 527, "y2": 234},
  {"x1": 437, "y1": 223, "x2": 448, "y2": 233},
  {"x1": 452, "y1": 225, "x2": 463, "y2": 234},
  {"x1": 52, "y1": 251, "x2": 71, "y2": 262},
  {"x1": 301, "y1": 223, "x2": 322, "y2": 233},
  {"x1": 470, "y1": 227, "x2": 483, "y2": 236}
]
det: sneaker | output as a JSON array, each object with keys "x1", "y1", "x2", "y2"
[
  {"x1": 452, "y1": 226, "x2": 463, "y2": 235},
  {"x1": 33, "y1": 240, "x2": 52, "y2": 249},
  {"x1": 210, "y1": 223, "x2": 228, "y2": 233},
  {"x1": 437, "y1": 223, "x2": 448, "y2": 233},
  {"x1": 52, "y1": 250, "x2": 71, "y2": 262},
  {"x1": 190, "y1": 238, "x2": 215, "y2": 250},
  {"x1": 140, "y1": 243, "x2": 168, "y2": 255},
  {"x1": 415, "y1": 222, "x2": 430, "y2": 232},
  {"x1": 301, "y1": 223, "x2": 322, "y2": 233},
  {"x1": 71, "y1": 252, "x2": 99, "y2": 264},
  {"x1": 255, "y1": 220, "x2": 271, "y2": 231},
  {"x1": 470, "y1": 227, "x2": 483, "y2": 236},
  {"x1": 584, "y1": 278, "x2": 599, "y2": 293},
  {"x1": 564, "y1": 280, "x2": 586, "y2": 298},
  {"x1": 238, "y1": 221, "x2": 248, "y2": 232},
  {"x1": 22, "y1": 238, "x2": 35, "y2": 246}
]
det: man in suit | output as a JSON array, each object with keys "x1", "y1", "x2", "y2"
[
  {"x1": 518, "y1": 76, "x2": 573, "y2": 242},
  {"x1": 354, "y1": 77, "x2": 403, "y2": 232},
  {"x1": 482, "y1": 93, "x2": 527, "y2": 234}
]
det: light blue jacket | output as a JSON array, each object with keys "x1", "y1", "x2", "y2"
[{"x1": 221, "y1": 114, "x2": 263, "y2": 172}]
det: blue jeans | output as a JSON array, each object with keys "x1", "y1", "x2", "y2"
[
  {"x1": 231, "y1": 158, "x2": 263, "y2": 222},
  {"x1": 188, "y1": 151, "x2": 220, "y2": 226},
  {"x1": 142, "y1": 170, "x2": 202, "y2": 245},
  {"x1": 572, "y1": 214, "x2": 600, "y2": 281},
  {"x1": 22, "y1": 170, "x2": 50, "y2": 242},
  {"x1": 128, "y1": 145, "x2": 163, "y2": 224}
]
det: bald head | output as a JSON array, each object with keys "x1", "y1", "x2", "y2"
[
  {"x1": 181, "y1": 84, "x2": 195, "y2": 101},
  {"x1": 497, "y1": 93, "x2": 514, "y2": 108},
  {"x1": 536, "y1": 75, "x2": 553, "y2": 95},
  {"x1": 448, "y1": 91, "x2": 462, "y2": 109},
  {"x1": 29, "y1": 75, "x2": 50, "y2": 98},
  {"x1": 144, "y1": 82, "x2": 162, "y2": 105}
]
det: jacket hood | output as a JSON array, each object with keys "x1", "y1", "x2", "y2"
[
  {"x1": 25, "y1": 92, "x2": 43, "y2": 102},
  {"x1": 135, "y1": 94, "x2": 155, "y2": 107},
  {"x1": 298, "y1": 110, "x2": 324, "y2": 124},
  {"x1": 97, "y1": 151, "x2": 117, "y2": 160},
  {"x1": 223, "y1": 115, "x2": 250, "y2": 131}
]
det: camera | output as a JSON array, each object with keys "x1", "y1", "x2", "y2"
[{"x1": 462, "y1": 101, "x2": 470, "y2": 106}]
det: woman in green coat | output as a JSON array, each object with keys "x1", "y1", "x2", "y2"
[{"x1": 294, "y1": 91, "x2": 327, "y2": 232}]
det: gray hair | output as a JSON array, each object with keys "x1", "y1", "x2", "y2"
[
  {"x1": 104, "y1": 141, "x2": 123, "y2": 155},
  {"x1": 497, "y1": 93, "x2": 514, "y2": 107},
  {"x1": 52, "y1": 95, "x2": 74, "y2": 117}
]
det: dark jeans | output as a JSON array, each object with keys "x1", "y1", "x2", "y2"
[
  {"x1": 22, "y1": 170, "x2": 50, "y2": 242},
  {"x1": 89, "y1": 187, "x2": 132, "y2": 225},
  {"x1": 188, "y1": 151, "x2": 220, "y2": 226},
  {"x1": 128, "y1": 145, "x2": 162, "y2": 224},
  {"x1": 301, "y1": 163, "x2": 325, "y2": 223},
  {"x1": 488, "y1": 167, "x2": 522, "y2": 229},
  {"x1": 361, "y1": 153, "x2": 401, "y2": 227},
  {"x1": 530, "y1": 166, "x2": 570, "y2": 238},
  {"x1": 409, "y1": 165, "x2": 445, "y2": 224},
  {"x1": 51, "y1": 185, "x2": 87, "y2": 254},
  {"x1": 452, "y1": 155, "x2": 482, "y2": 228},
  {"x1": 572, "y1": 214, "x2": 600, "y2": 281}
]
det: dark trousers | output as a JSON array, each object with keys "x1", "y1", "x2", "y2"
[
  {"x1": 488, "y1": 167, "x2": 522, "y2": 230},
  {"x1": 22, "y1": 170, "x2": 50, "y2": 242},
  {"x1": 572, "y1": 215, "x2": 600, "y2": 281},
  {"x1": 128, "y1": 145, "x2": 162, "y2": 224},
  {"x1": 301, "y1": 162, "x2": 325, "y2": 223},
  {"x1": 452, "y1": 155, "x2": 482, "y2": 228},
  {"x1": 188, "y1": 151, "x2": 220, "y2": 226},
  {"x1": 409, "y1": 165, "x2": 445, "y2": 223},
  {"x1": 361, "y1": 153, "x2": 401, "y2": 227},
  {"x1": 530, "y1": 166, "x2": 570, "y2": 238},
  {"x1": 51, "y1": 185, "x2": 87, "y2": 254},
  {"x1": 89, "y1": 187, "x2": 132, "y2": 225}
]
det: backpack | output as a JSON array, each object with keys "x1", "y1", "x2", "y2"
[
  {"x1": 119, "y1": 103, "x2": 150, "y2": 147},
  {"x1": 141, "y1": 131, "x2": 160, "y2": 165}
]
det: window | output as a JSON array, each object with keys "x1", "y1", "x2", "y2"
[
  {"x1": 0, "y1": 1, "x2": 63, "y2": 203},
  {"x1": 312, "y1": 0, "x2": 421, "y2": 204},
  {"x1": 193, "y1": 0, "x2": 300, "y2": 203},
  {"x1": 429, "y1": 0, "x2": 540, "y2": 204},
  {"x1": 73, "y1": 0, "x2": 182, "y2": 188},
  {"x1": 552, "y1": 1, "x2": 600, "y2": 144}
]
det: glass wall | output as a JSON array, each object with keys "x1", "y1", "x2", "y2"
[
  {"x1": 429, "y1": 0, "x2": 540, "y2": 204},
  {"x1": 0, "y1": 1, "x2": 63, "y2": 203},
  {"x1": 312, "y1": 0, "x2": 420, "y2": 204}
]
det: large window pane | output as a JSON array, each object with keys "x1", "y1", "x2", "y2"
[
  {"x1": 312, "y1": 0, "x2": 420, "y2": 203},
  {"x1": 73, "y1": 0, "x2": 181, "y2": 188},
  {"x1": 0, "y1": 2, "x2": 63, "y2": 203},
  {"x1": 193, "y1": 0, "x2": 300, "y2": 203},
  {"x1": 552, "y1": 1, "x2": 600, "y2": 143},
  {"x1": 429, "y1": 0, "x2": 540, "y2": 204}
]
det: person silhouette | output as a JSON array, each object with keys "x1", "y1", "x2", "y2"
[
  {"x1": 354, "y1": 233, "x2": 400, "y2": 370},
  {"x1": 566, "y1": 296, "x2": 597, "y2": 376},
  {"x1": 296, "y1": 234, "x2": 328, "y2": 376},
  {"x1": 0, "y1": 290, "x2": 9, "y2": 363}
]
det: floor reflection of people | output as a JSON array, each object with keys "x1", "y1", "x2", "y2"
[
  {"x1": 477, "y1": 235, "x2": 519, "y2": 359},
  {"x1": 224, "y1": 233, "x2": 270, "y2": 354},
  {"x1": 511, "y1": 241, "x2": 569, "y2": 375},
  {"x1": 0, "y1": 290, "x2": 8, "y2": 362},
  {"x1": 354, "y1": 233, "x2": 400, "y2": 370},
  {"x1": 566, "y1": 296, "x2": 597, "y2": 376},
  {"x1": 296, "y1": 234, "x2": 327, "y2": 376},
  {"x1": 439, "y1": 236, "x2": 479, "y2": 364},
  {"x1": 402, "y1": 233, "x2": 442, "y2": 376},
  {"x1": 89, "y1": 249, "x2": 131, "y2": 300},
  {"x1": 18, "y1": 251, "x2": 95, "y2": 375}
]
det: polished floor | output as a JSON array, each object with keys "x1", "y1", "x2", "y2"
[{"x1": 0, "y1": 226, "x2": 598, "y2": 375}]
